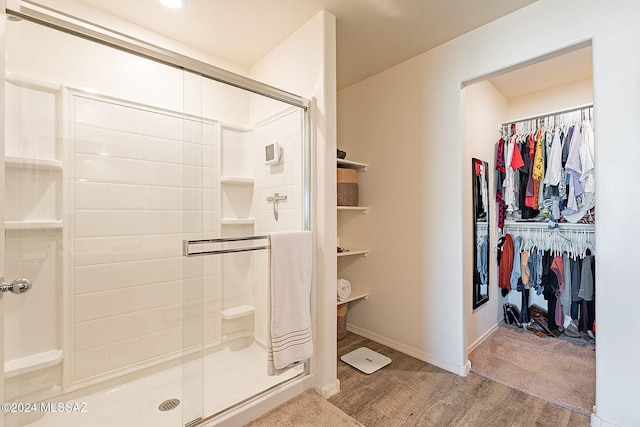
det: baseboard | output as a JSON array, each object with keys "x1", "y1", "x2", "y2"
[
  {"x1": 468, "y1": 322, "x2": 500, "y2": 353},
  {"x1": 590, "y1": 411, "x2": 622, "y2": 427},
  {"x1": 346, "y1": 323, "x2": 469, "y2": 377},
  {"x1": 314, "y1": 378, "x2": 340, "y2": 398}
]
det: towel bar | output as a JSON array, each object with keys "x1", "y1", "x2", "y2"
[{"x1": 183, "y1": 235, "x2": 270, "y2": 257}]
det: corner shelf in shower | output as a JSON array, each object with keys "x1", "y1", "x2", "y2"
[
  {"x1": 5, "y1": 156, "x2": 63, "y2": 170},
  {"x1": 220, "y1": 176, "x2": 254, "y2": 185},
  {"x1": 4, "y1": 349, "x2": 63, "y2": 378},
  {"x1": 222, "y1": 305, "x2": 255, "y2": 320},
  {"x1": 5, "y1": 220, "x2": 63, "y2": 230},
  {"x1": 220, "y1": 218, "x2": 255, "y2": 225}
]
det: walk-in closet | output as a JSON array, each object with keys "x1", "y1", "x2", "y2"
[{"x1": 463, "y1": 43, "x2": 596, "y2": 415}]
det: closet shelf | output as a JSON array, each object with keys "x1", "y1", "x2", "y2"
[
  {"x1": 337, "y1": 248, "x2": 369, "y2": 257},
  {"x1": 337, "y1": 290, "x2": 369, "y2": 305},
  {"x1": 5, "y1": 156, "x2": 63, "y2": 170},
  {"x1": 220, "y1": 218, "x2": 255, "y2": 225},
  {"x1": 504, "y1": 221, "x2": 595, "y2": 231},
  {"x1": 220, "y1": 176, "x2": 254, "y2": 185},
  {"x1": 337, "y1": 206, "x2": 369, "y2": 213},
  {"x1": 5, "y1": 220, "x2": 63, "y2": 230},
  {"x1": 337, "y1": 159, "x2": 368, "y2": 172}
]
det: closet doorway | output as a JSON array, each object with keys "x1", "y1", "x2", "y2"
[{"x1": 462, "y1": 43, "x2": 596, "y2": 417}]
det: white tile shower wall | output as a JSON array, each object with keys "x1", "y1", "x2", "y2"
[
  {"x1": 70, "y1": 95, "x2": 219, "y2": 384},
  {"x1": 5, "y1": 82, "x2": 58, "y2": 160},
  {"x1": 253, "y1": 109, "x2": 304, "y2": 343}
]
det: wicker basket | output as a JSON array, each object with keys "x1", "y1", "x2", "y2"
[
  {"x1": 337, "y1": 302, "x2": 348, "y2": 340},
  {"x1": 337, "y1": 168, "x2": 358, "y2": 206}
]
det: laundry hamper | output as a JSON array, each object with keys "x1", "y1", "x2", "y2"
[
  {"x1": 337, "y1": 302, "x2": 348, "y2": 340},
  {"x1": 337, "y1": 168, "x2": 358, "y2": 206}
]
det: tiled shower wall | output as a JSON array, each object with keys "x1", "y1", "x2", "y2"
[
  {"x1": 70, "y1": 95, "x2": 218, "y2": 383},
  {"x1": 253, "y1": 109, "x2": 304, "y2": 344}
]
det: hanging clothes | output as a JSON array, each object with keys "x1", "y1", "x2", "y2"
[
  {"x1": 498, "y1": 234, "x2": 514, "y2": 292},
  {"x1": 496, "y1": 106, "x2": 595, "y2": 226}
]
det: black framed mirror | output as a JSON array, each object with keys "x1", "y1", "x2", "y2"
[{"x1": 472, "y1": 158, "x2": 490, "y2": 309}]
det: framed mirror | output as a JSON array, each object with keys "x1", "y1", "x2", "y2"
[{"x1": 472, "y1": 158, "x2": 490, "y2": 309}]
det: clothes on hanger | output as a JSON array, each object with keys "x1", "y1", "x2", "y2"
[
  {"x1": 499, "y1": 232, "x2": 596, "y2": 338},
  {"x1": 495, "y1": 107, "x2": 595, "y2": 232}
]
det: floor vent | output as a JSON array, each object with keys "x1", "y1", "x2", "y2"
[{"x1": 158, "y1": 398, "x2": 180, "y2": 412}]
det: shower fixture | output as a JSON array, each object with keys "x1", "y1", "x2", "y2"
[{"x1": 267, "y1": 193, "x2": 287, "y2": 221}]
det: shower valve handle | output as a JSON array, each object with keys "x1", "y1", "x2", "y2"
[{"x1": 0, "y1": 277, "x2": 32, "y2": 298}]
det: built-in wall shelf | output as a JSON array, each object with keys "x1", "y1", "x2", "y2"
[
  {"x1": 337, "y1": 290, "x2": 370, "y2": 305},
  {"x1": 337, "y1": 248, "x2": 369, "y2": 257},
  {"x1": 4, "y1": 349, "x2": 63, "y2": 378},
  {"x1": 222, "y1": 305, "x2": 255, "y2": 320},
  {"x1": 5, "y1": 220, "x2": 63, "y2": 230},
  {"x1": 220, "y1": 218, "x2": 255, "y2": 225},
  {"x1": 220, "y1": 176, "x2": 254, "y2": 185},
  {"x1": 337, "y1": 158, "x2": 368, "y2": 172},
  {"x1": 337, "y1": 206, "x2": 369, "y2": 213},
  {"x1": 5, "y1": 156, "x2": 63, "y2": 170}
]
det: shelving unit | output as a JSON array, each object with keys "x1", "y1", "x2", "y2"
[
  {"x1": 3, "y1": 79, "x2": 64, "y2": 391},
  {"x1": 219, "y1": 125, "x2": 256, "y2": 235},
  {"x1": 336, "y1": 158, "x2": 370, "y2": 313}
]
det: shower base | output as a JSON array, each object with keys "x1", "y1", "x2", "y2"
[{"x1": 13, "y1": 339, "x2": 303, "y2": 427}]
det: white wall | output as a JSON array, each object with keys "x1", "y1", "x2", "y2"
[
  {"x1": 506, "y1": 78, "x2": 594, "y2": 122},
  {"x1": 461, "y1": 80, "x2": 506, "y2": 351},
  {"x1": 338, "y1": 1, "x2": 640, "y2": 425}
]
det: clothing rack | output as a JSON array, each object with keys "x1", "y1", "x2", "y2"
[
  {"x1": 183, "y1": 235, "x2": 270, "y2": 257},
  {"x1": 501, "y1": 104, "x2": 594, "y2": 128},
  {"x1": 503, "y1": 222, "x2": 594, "y2": 259}
]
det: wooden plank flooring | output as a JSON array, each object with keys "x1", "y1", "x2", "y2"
[{"x1": 328, "y1": 332, "x2": 589, "y2": 427}]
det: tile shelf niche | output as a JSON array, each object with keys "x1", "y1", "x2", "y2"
[{"x1": 337, "y1": 157, "x2": 370, "y2": 309}]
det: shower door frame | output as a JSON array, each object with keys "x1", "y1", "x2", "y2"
[{"x1": 1, "y1": 1, "x2": 313, "y2": 425}]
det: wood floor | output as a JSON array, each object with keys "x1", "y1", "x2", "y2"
[{"x1": 328, "y1": 332, "x2": 590, "y2": 427}]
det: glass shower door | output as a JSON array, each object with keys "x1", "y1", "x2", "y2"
[
  {"x1": 3, "y1": 15, "x2": 196, "y2": 426},
  {"x1": 3, "y1": 8, "x2": 310, "y2": 426}
]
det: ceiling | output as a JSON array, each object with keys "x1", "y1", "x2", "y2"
[
  {"x1": 34, "y1": 0, "x2": 538, "y2": 90},
  {"x1": 489, "y1": 45, "x2": 593, "y2": 99}
]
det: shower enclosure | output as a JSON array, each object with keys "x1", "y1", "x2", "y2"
[{"x1": 2, "y1": 7, "x2": 310, "y2": 427}]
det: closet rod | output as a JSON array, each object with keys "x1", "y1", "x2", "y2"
[{"x1": 501, "y1": 103, "x2": 593, "y2": 127}]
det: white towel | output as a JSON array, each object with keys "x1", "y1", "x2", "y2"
[
  {"x1": 337, "y1": 279, "x2": 352, "y2": 302},
  {"x1": 267, "y1": 231, "x2": 313, "y2": 376}
]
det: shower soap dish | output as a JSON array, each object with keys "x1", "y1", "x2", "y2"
[
  {"x1": 341, "y1": 347, "x2": 391, "y2": 374},
  {"x1": 222, "y1": 305, "x2": 255, "y2": 320}
]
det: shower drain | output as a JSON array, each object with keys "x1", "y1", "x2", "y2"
[{"x1": 158, "y1": 398, "x2": 181, "y2": 412}]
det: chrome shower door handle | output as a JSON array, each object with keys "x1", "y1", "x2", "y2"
[{"x1": 0, "y1": 276, "x2": 32, "y2": 298}]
